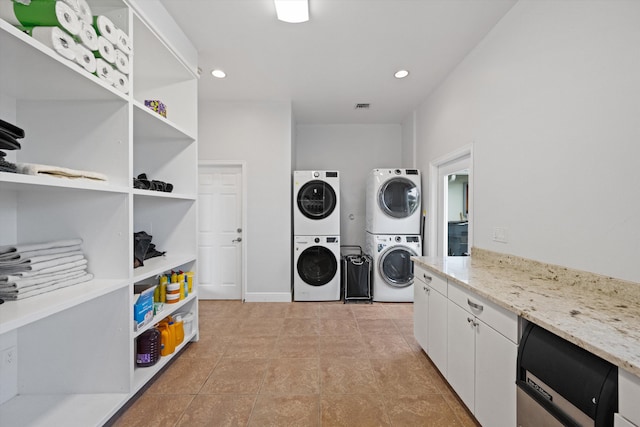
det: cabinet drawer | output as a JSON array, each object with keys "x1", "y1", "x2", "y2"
[
  {"x1": 448, "y1": 281, "x2": 518, "y2": 343},
  {"x1": 619, "y1": 369, "x2": 640, "y2": 426},
  {"x1": 414, "y1": 266, "x2": 447, "y2": 296}
]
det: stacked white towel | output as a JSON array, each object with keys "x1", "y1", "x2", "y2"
[{"x1": 0, "y1": 238, "x2": 93, "y2": 300}]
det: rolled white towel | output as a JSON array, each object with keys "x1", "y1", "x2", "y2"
[
  {"x1": 95, "y1": 58, "x2": 114, "y2": 85},
  {"x1": 94, "y1": 36, "x2": 115, "y2": 63},
  {"x1": 74, "y1": 43, "x2": 97, "y2": 73},
  {"x1": 116, "y1": 28, "x2": 132, "y2": 55},
  {"x1": 76, "y1": 20, "x2": 98, "y2": 51},
  {"x1": 93, "y1": 15, "x2": 118, "y2": 45},
  {"x1": 28, "y1": 26, "x2": 77, "y2": 62},
  {"x1": 114, "y1": 49, "x2": 129, "y2": 74},
  {"x1": 111, "y1": 70, "x2": 129, "y2": 94}
]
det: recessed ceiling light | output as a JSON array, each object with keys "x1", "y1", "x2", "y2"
[
  {"x1": 274, "y1": 0, "x2": 309, "y2": 23},
  {"x1": 394, "y1": 69, "x2": 409, "y2": 79},
  {"x1": 211, "y1": 69, "x2": 226, "y2": 79}
]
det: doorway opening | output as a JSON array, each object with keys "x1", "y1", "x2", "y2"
[{"x1": 428, "y1": 145, "x2": 472, "y2": 257}]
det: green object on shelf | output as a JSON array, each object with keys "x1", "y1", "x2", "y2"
[{"x1": 12, "y1": 0, "x2": 80, "y2": 35}]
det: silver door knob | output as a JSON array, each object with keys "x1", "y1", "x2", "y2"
[{"x1": 232, "y1": 237, "x2": 242, "y2": 243}]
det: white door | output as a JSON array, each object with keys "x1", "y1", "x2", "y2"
[{"x1": 198, "y1": 164, "x2": 243, "y2": 299}]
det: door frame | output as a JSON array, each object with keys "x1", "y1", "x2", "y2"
[
  {"x1": 428, "y1": 144, "x2": 473, "y2": 257},
  {"x1": 198, "y1": 160, "x2": 248, "y2": 301}
]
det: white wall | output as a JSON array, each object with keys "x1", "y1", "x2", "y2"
[
  {"x1": 414, "y1": 0, "x2": 640, "y2": 282},
  {"x1": 199, "y1": 101, "x2": 293, "y2": 301},
  {"x1": 401, "y1": 112, "x2": 416, "y2": 168},
  {"x1": 295, "y1": 124, "x2": 402, "y2": 249}
]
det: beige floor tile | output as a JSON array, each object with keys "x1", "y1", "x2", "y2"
[
  {"x1": 260, "y1": 358, "x2": 320, "y2": 394},
  {"x1": 223, "y1": 336, "x2": 278, "y2": 359},
  {"x1": 357, "y1": 318, "x2": 399, "y2": 335},
  {"x1": 275, "y1": 335, "x2": 320, "y2": 358},
  {"x1": 200, "y1": 358, "x2": 269, "y2": 394},
  {"x1": 236, "y1": 317, "x2": 285, "y2": 337},
  {"x1": 370, "y1": 357, "x2": 440, "y2": 395},
  {"x1": 181, "y1": 336, "x2": 229, "y2": 359},
  {"x1": 320, "y1": 358, "x2": 380, "y2": 394},
  {"x1": 319, "y1": 335, "x2": 368, "y2": 359},
  {"x1": 362, "y1": 333, "x2": 415, "y2": 359},
  {"x1": 176, "y1": 394, "x2": 256, "y2": 426},
  {"x1": 381, "y1": 302, "x2": 413, "y2": 319},
  {"x1": 385, "y1": 394, "x2": 463, "y2": 426},
  {"x1": 320, "y1": 394, "x2": 390, "y2": 427},
  {"x1": 442, "y1": 392, "x2": 481, "y2": 426},
  {"x1": 350, "y1": 304, "x2": 391, "y2": 319},
  {"x1": 317, "y1": 304, "x2": 356, "y2": 319},
  {"x1": 393, "y1": 318, "x2": 414, "y2": 336},
  {"x1": 286, "y1": 303, "x2": 321, "y2": 318},
  {"x1": 282, "y1": 317, "x2": 321, "y2": 336},
  {"x1": 318, "y1": 317, "x2": 360, "y2": 336},
  {"x1": 199, "y1": 318, "x2": 244, "y2": 336},
  {"x1": 147, "y1": 356, "x2": 218, "y2": 394},
  {"x1": 249, "y1": 395, "x2": 319, "y2": 427},
  {"x1": 198, "y1": 300, "x2": 251, "y2": 319},
  {"x1": 112, "y1": 394, "x2": 194, "y2": 427},
  {"x1": 246, "y1": 302, "x2": 290, "y2": 318}
]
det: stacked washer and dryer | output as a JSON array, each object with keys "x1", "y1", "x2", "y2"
[
  {"x1": 365, "y1": 169, "x2": 422, "y2": 302},
  {"x1": 292, "y1": 171, "x2": 341, "y2": 301}
]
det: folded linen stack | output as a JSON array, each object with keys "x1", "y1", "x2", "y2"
[
  {"x1": 0, "y1": 238, "x2": 93, "y2": 300},
  {"x1": 0, "y1": 118, "x2": 25, "y2": 173}
]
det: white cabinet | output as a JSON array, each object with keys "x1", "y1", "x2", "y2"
[
  {"x1": 446, "y1": 281, "x2": 518, "y2": 427},
  {"x1": 617, "y1": 369, "x2": 640, "y2": 427},
  {"x1": 0, "y1": 1, "x2": 198, "y2": 425},
  {"x1": 413, "y1": 266, "x2": 448, "y2": 376}
]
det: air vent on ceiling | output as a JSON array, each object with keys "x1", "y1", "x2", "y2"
[{"x1": 354, "y1": 103, "x2": 371, "y2": 110}]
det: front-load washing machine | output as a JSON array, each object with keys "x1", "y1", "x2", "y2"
[
  {"x1": 365, "y1": 232, "x2": 421, "y2": 302},
  {"x1": 294, "y1": 235, "x2": 341, "y2": 301},
  {"x1": 293, "y1": 170, "x2": 340, "y2": 236},
  {"x1": 365, "y1": 168, "x2": 421, "y2": 235}
]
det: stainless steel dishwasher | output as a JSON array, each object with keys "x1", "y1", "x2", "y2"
[{"x1": 517, "y1": 323, "x2": 618, "y2": 427}]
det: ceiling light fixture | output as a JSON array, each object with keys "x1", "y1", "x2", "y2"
[
  {"x1": 394, "y1": 69, "x2": 409, "y2": 79},
  {"x1": 274, "y1": 0, "x2": 309, "y2": 23},
  {"x1": 211, "y1": 69, "x2": 226, "y2": 79}
]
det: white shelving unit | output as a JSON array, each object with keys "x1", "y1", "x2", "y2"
[{"x1": 0, "y1": 1, "x2": 198, "y2": 425}]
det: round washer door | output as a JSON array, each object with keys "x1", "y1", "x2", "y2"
[
  {"x1": 297, "y1": 246, "x2": 338, "y2": 286},
  {"x1": 297, "y1": 180, "x2": 337, "y2": 220},
  {"x1": 379, "y1": 246, "x2": 417, "y2": 287},
  {"x1": 377, "y1": 177, "x2": 419, "y2": 219}
]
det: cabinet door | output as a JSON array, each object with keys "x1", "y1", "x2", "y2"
[
  {"x1": 447, "y1": 300, "x2": 475, "y2": 410},
  {"x1": 413, "y1": 280, "x2": 429, "y2": 352},
  {"x1": 428, "y1": 288, "x2": 447, "y2": 377},
  {"x1": 475, "y1": 319, "x2": 517, "y2": 427}
]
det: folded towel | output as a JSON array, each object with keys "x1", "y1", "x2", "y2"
[
  {"x1": 0, "y1": 270, "x2": 86, "y2": 292},
  {"x1": 0, "y1": 250, "x2": 83, "y2": 267},
  {"x1": 0, "y1": 245, "x2": 82, "y2": 262},
  {"x1": 15, "y1": 162, "x2": 108, "y2": 181},
  {"x1": 0, "y1": 258, "x2": 88, "y2": 280},
  {"x1": 0, "y1": 273, "x2": 94, "y2": 300},
  {"x1": 0, "y1": 265, "x2": 88, "y2": 289},
  {"x1": 0, "y1": 239, "x2": 83, "y2": 256},
  {"x1": 0, "y1": 254, "x2": 85, "y2": 274}
]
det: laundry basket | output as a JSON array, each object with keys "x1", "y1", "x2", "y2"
[{"x1": 341, "y1": 245, "x2": 372, "y2": 303}]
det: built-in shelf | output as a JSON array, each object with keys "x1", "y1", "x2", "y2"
[
  {"x1": 133, "y1": 254, "x2": 197, "y2": 283},
  {"x1": 132, "y1": 189, "x2": 196, "y2": 200},
  {"x1": 133, "y1": 293, "x2": 197, "y2": 337},
  {"x1": 133, "y1": 100, "x2": 196, "y2": 141},
  {"x1": 0, "y1": 172, "x2": 129, "y2": 195}
]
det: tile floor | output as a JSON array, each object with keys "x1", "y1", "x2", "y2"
[{"x1": 111, "y1": 301, "x2": 479, "y2": 426}]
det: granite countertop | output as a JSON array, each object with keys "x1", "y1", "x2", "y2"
[{"x1": 412, "y1": 248, "x2": 640, "y2": 377}]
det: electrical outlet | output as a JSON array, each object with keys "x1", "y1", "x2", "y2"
[
  {"x1": 493, "y1": 227, "x2": 508, "y2": 243},
  {"x1": 2, "y1": 346, "x2": 15, "y2": 366}
]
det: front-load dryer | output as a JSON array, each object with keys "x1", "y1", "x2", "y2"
[
  {"x1": 365, "y1": 168, "x2": 421, "y2": 235},
  {"x1": 294, "y1": 235, "x2": 341, "y2": 301},
  {"x1": 366, "y1": 232, "x2": 421, "y2": 302},
  {"x1": 293, "y1": 170, "x2": 340, "y2": 236}
]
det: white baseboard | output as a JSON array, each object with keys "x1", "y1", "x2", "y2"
[{"x1": 243, "y1": 292, "x2": 292, "y2": 303}]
